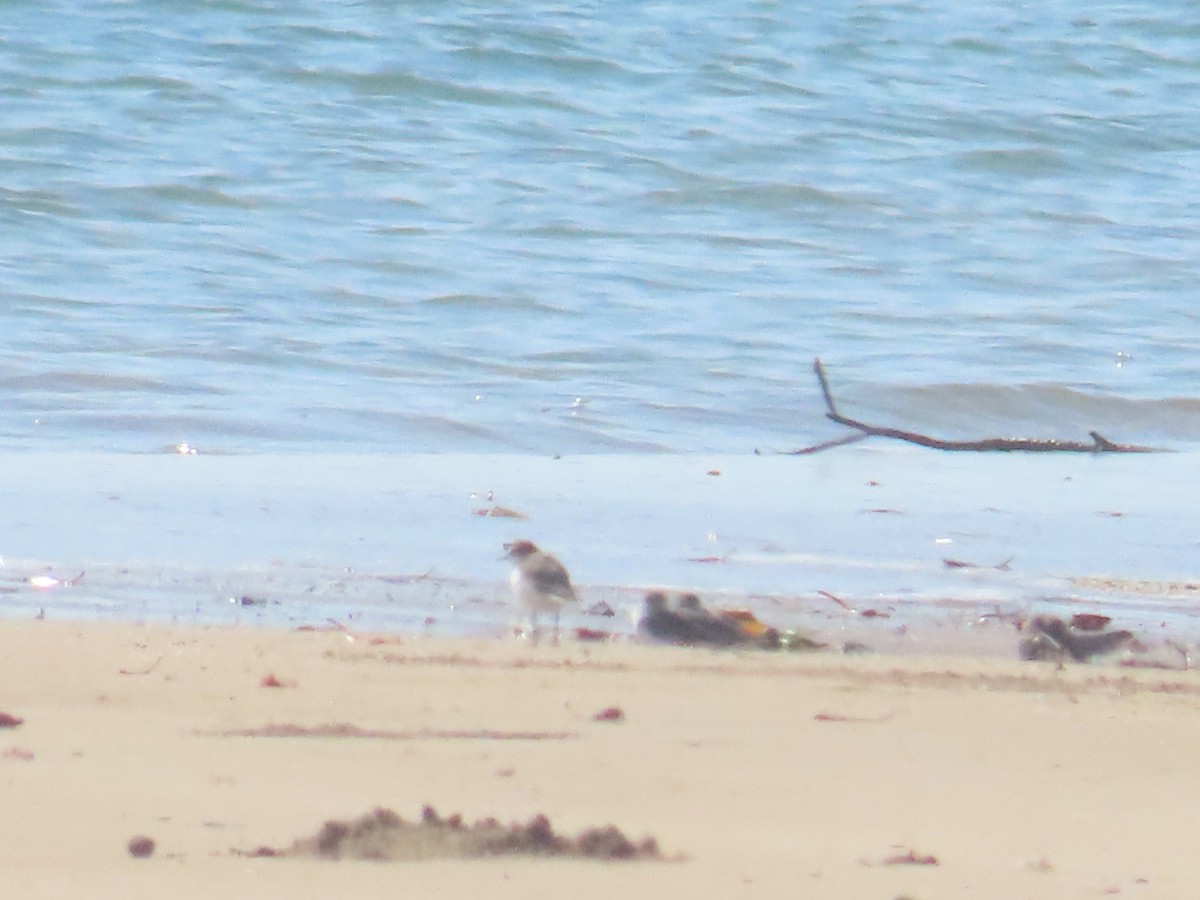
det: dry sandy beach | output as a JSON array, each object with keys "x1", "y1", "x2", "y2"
[{"x1": 3, "y1": 619, "x2": 1200, "y2": 899}]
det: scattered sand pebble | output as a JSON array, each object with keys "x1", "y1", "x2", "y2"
[{"x1": 472, "y1": 505, "x2": 527, "y2": 519}]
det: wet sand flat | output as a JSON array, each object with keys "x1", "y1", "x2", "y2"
[
  {"x1": 2, "y1": 620, "x2": 1198, "y2": 899},
  {"x1": 4, "y1": 448, "x2": 1200, "y2": 650}
]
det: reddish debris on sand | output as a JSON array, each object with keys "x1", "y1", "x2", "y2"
[
  {"x1": 882, "y1": 849, "x2": 939, "y2": 866},
  {"x1": 259, "y1": 673, "x2": 294, "y2": 688},
  {"x1": 593, "y1": 707, "x2": 624, "y2": 722},
  {"x1": 574, "y1": 627, "x2": 611, "y2": 642},
  {"x1": 817, "y1": 590, "x2": 852, "y2": 610},
  {"x1": 1118, "y1": 659, "x2": 1178, "y2": 670},
  {"x1": 0, "y1": 712, "x2": 23, "y2": 729},
  {"x1": 240, "y1": 846, "x2": 280, "y2": 858},
  {"x1": 472, "y1": 505, "x2": 527, "y2": 519},
  {"x1": 127, "y1": 835, "x2": 156, "y2": 858},
  {"x1": 368, "y1": 635, "x2": 405, "y2": 645}
]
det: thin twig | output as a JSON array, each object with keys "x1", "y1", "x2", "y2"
[
  {"x1": 800, "y1": 358, "x2": 1161, "y2": 454},
  {"x1": 783, "y1": 432, "x2": 869, "y2": 455},
  {"x1": 817, "y1": 590, "x2": 853, "y2": 611},
  {"x1": 119, "y1": 656, "x2": 163, "y2": 676}
]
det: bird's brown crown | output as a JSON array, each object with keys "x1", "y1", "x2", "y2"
[{"x1": 503, "y1": 540, "x2": 539, "y2": 559}]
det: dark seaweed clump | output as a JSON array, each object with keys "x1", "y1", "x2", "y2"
[{"x1": 241, "y1": 806, "x2": 661, "y2": 862}]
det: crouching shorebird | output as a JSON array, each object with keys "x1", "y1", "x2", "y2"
[
  {"x1": 502, "y1": 540, "x2": 578, "y2": 641},
  {"x1": 1019, "y1": 615, "x2": 1134, "y2": 664},
  {"x1": 638, "y1": 591, "x2": 747, "y2": 648}
]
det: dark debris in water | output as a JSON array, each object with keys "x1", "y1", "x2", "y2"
[
  {"x1": 237, "y1": 806, "x2": 664, "y2": 862},
  {"x1": 1019, "y1": 615, "x2": 1134, "y2": 664},
  {"x1": 636, "y1": 591, "x2": 864, "y2": 654}
]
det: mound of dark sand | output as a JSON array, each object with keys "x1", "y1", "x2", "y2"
[{"x1": 240, "y1": 806, "x2": 662, "y2": 862}]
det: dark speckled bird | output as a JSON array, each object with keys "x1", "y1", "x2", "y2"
[
  {"x1": 1019, "y1": 615, "x2": 1134, "y2": 663},
  {"x1": 638, "y1": 591, "x2": 746, "y2": 648}
]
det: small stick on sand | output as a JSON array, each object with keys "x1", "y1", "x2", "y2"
[
  {"x1": 119, "y1": 656, "x2": 163, "y2": 676},
  {"x1": 817, "y1": 590, "x2": 853, "y2": 611}
]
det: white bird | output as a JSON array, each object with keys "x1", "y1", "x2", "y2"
[{"x1": 502, "y1": 540, "x2": 578, "y2": 641}]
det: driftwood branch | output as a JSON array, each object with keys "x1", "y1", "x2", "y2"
[{"x1": 791, "y1": 358, "x2": 1161, "y2": 454}]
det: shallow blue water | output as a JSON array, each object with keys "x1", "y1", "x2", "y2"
[{"x1": 5, "y1": 1, "x2": 1200, "y2": 453}]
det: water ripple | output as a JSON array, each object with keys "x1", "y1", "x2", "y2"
[{"x1": 3, "y1": 1, "x2": 1200, "y2": 452}]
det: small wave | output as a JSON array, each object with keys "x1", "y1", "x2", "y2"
[
  {"x1": 286, "y1": 66, "x2": 582, "y2": 114},
  {"x1": 1, "y1": 371, "x2": 226, "y2": 397},
  {"x1": 954, "y1": 147, "x2": 1068, "y2": 177},
  {"x1": 141, "y1": 182, "x2": 262, "y2": 210},
  {"x1": 647, "y1": 180, "x2": 888, "y2": 213},
  {"x1": 853, "y1": 382, "x2": 1200, "y2": 445},
  {"x1": 421, "y1": 293, "x2": 568, "y2": 315}
]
